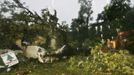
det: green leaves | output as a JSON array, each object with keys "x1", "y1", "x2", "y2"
[{"x1": 68, "y1": 44, "x2": 134, "y2": 75}]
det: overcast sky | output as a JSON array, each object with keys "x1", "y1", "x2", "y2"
[{"x1": 21, "y1": 0, "x2": 134, "y2": 24}]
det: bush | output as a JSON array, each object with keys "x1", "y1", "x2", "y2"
[{"x1": 68, "y1": 44, "x2": 134, "y2": 75}]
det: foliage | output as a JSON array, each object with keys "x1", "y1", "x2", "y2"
[
  {"x1": 0, "y1": 0, "x2": 133, "y2": 50},
  {"x1": 70, "y1": 0, "x2": 93, "y2": 48},
  {"x1": 68, "y1": 44, "x2": 134, "y2": 75},
  {"x1": 94, "y1": 0, "x2": 131, "y2": 40},
  {"x1": 0, "y1": 0, "x2": 68, "y2": 49},
  {"x1": 125, "y1": 7, "x2": 134, "y2": 30},
  {"x1": 98, "y1": 0, "x2": 131, "y2": 21}
]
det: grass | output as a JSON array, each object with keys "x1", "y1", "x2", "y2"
[
  {"x1": 0, "y1": 55, "x2": 80, "y2": 75},
  {"x1": 1, "y1": 45, "x2": 134, "y2": 75}
]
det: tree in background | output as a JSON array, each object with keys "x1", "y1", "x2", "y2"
[
  {"x1": 92, "y1": 0, "x2": 134, "y2": 53},
  {"x1": 95, "y1": 0, "x2": 131, "y2": 39},
  {"x1": 125, "y1": 7, "x2": 134, "y2": 30},
  {"x1": 70, "y1": 0, "x2": 93, "y2": 48}
]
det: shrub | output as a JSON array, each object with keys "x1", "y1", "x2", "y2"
[{"x1": 68, "y1": 44, "x2": 134, "y2": 75}]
